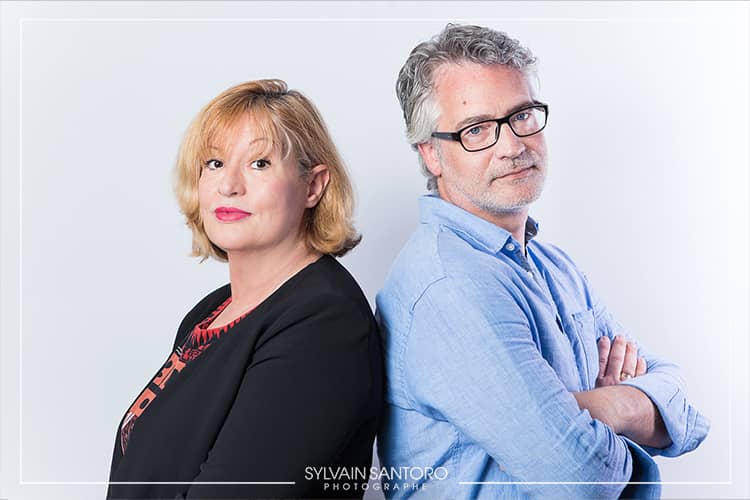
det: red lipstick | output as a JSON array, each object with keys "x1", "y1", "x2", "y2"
[{"x1": 214, "y1": 206, "x2": 252, "y2": 222}]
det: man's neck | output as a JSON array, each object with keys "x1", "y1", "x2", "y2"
[
  {"x1": 436, "y1": 189, "x2": 530, "y2": 251},
  {"x1": 486, "y1": 208, "x2": 528, "y2": 247},
  {"x1": 486, "y1": 211, "x2": 529, "y2": 255}
]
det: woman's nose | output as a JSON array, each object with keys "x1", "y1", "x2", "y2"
[{"x1": 217, "y1": 164, "x2": 246, "y2": 197}]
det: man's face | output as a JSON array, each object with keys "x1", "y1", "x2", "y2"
[{"x1": 422, "y1": 62, "x2": 548, "y2": 221}]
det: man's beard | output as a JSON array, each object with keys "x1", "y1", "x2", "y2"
[{"x1": 451, "y1": 150, "x2": 547, "y2": 214}]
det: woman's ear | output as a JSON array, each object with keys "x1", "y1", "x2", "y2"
[{"x1": 305, "y1": 164, "x2": 330, "y2": 208}]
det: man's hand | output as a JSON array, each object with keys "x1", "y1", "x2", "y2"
[
  {"x1": 573, "y1": 335, "x2": 672, "y2": 449},
  {"x1": 595, "y1": 335, "x2": 647, "y2": 388}
]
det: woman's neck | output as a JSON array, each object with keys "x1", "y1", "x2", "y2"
[{"x1": 226, "y1": 239, "x2": 322, "y2": 311}]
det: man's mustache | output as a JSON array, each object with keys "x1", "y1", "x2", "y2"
[
  {"x1": 490, "y1": 152, "x2": 538, "y2": 178},
  {"x1": 510, "y1": 152, "x2": 537, "y2": 169}
]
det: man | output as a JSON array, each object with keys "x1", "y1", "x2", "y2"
[{"x1": 376, "y1": 23, "x2": 709, "y2": 499}]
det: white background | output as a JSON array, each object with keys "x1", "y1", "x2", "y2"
[{"x1": 1, "y1": 1, "x2": 748, "y2": 499}]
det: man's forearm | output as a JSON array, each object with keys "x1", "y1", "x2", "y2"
[{"x1": 573, "y1": 385, "x2": 672, "y2": 449}]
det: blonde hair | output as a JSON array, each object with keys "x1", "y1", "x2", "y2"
[{"x1": 173, "y1": 79, "x2": 361, "y2": 262}]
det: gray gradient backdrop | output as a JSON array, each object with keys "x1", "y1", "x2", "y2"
[{"x1": 1, "y1": 1, "x2": 748, "y2": 499}]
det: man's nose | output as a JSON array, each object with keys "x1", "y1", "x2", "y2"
[{"x1": 492, "y1": 123, "x2": 526, "y2": 159}]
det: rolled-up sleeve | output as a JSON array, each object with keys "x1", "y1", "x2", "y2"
[
  {"x1": 404, "y1": 274, "x2": 635, "y2": 498},
  {"x1": 590, "y1": 284, "x2": 710, "y2": 458}
]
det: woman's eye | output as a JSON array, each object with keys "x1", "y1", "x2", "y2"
[
  {"x1": 205, "y1": 159, "x2": 223, "y2": 170},
  {"x1": 251, "y1": 159, "x2": 271, "y2": 170}
]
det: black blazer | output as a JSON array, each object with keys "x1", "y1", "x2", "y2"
[{"x1": 107, "y1": 256, "x2": 383, "y2": 499}]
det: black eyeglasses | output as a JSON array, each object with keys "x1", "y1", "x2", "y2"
[{"x1": 431, "y1": 103, "x2": 549, "y2": 152}]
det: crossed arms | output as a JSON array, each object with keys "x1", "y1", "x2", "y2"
[
  {"x1": 574, "y1": 335, "x2": 671, "y2": 449},
  {"x1": 402, "y1": 268, "x2": 708, "y2": 497}
]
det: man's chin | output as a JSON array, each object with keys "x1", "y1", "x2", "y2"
[
  {"x1": 473, "y1": 197, "x2": 531, "y2": 215},
  {"x1": 480, "y1": 187, "x2": 544, "y2": 213}
]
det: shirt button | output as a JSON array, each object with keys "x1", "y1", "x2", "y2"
[
  {"x1": 505, "y1": 243, "x2": 515, "y2": 251},
  {"x1": 498, "y1": 463, "x2": 506, "y2": 472}
]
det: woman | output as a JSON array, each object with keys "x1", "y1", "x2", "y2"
[{"x1": 106, "y1": 80, "x2": 383, "y2": 499}]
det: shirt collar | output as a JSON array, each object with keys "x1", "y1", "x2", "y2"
[{"x1": 419, "y1": 194, "x2": 539, "y2": 254}]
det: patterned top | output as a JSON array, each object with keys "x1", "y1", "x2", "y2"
[{"x1": 119, "y1": 297, "x2": 253, "y2": 454}]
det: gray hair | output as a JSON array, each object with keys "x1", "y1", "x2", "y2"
[{"x1": 396, "y1": 23, "x2": 539, "y2": 190}]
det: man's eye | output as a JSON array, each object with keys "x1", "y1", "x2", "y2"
[
  {"x1": 463, "y1": 122, "x2": 493, "y2": 137},
  {"x1": 251, "y1": 159, "x2": 271, "y2": 170},
  {"x1": 513, "y1": 112, "x2": 530, "y2": 121},
  {"x1": 205, "y1": 159, "x2": 223, "y2": 170}
]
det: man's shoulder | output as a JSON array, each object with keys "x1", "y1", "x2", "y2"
[
  {"x1": 378, "y1": 222, "x2": 515, "y2": 308},
  {"x1": 378, "y1": 224, "x2": 444, "y2": 304},
  {"x1": 528, "y1": 239, "x2": 585, "y2": 277},
  {"x1": 529, "y1": 238, "x2": 570, "y2": 259}
]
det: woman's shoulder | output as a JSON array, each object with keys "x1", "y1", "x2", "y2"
[
  {"x1": 259, "y1": 256, "x2": 375, "y2": 339},
  {"x1": 276, "y1": 255, "x2": 370, "y2": 310}
]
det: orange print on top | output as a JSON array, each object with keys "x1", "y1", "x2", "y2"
[
  {"x1": 153, "y1": 352, "x2": 186, "y2": 390},
  {"x1": 127, "y1": 387, "x2": 157, "y2": 418}
]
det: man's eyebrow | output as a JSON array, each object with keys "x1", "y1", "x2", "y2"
[
  {"x1": 453, "y1": 101, "x2": 542, "y2": 130},
  {"x1": 454, "y1": 114, "x2": 496, "y2": 131}
]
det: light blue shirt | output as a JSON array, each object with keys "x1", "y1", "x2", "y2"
[{"x1": 375, "y1": 195, "x2": 709, "y2": 499}]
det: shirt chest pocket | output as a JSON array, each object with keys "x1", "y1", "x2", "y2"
[{"x1": 570, "y1": 309, "x2": 601, "y2": 390}]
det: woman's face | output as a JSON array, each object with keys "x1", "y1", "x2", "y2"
[{"x1": 198, "y1": 115, "x2": 311, "y2": 259}]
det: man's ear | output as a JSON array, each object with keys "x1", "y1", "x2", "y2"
[
  {"x1": 305, "y1": 164, "x2": 330, "y2": 208},
  {"x1": 417, "y1": 142, "x2": 442, "y2": 178}
]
